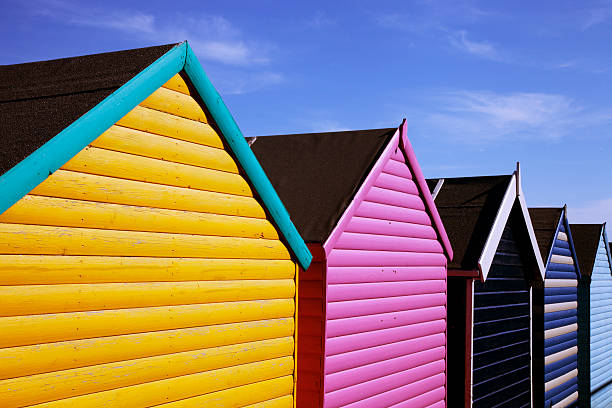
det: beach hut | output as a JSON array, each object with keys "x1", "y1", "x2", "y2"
[
  {"x1": 427, "y1": 169, "x2": 545, "y2": 408},
  {"x1": 571, "y1": 224, "x2": 612, "y2": 407},
  {"x1": 0, "y1": 42, "x2": 311, "y2": 407},
  {"x1": 529, "y1": 207, "x2": 581, "y2": 408},
  {"x1": 249, "y1": 122, "x2": 453, "y2": 408}
]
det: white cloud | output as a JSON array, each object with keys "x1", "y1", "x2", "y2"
[
  {"x1": 449, "y1": 30, "x2": 499, "y2": 60},
  {"x1": 416, "y1": 90, "x2": 612, "y2": 142},
  {"x1": 212, "y1": 71, "x2": 284, "y2": 95},
  {"x1": 308, "y1": 11, "x2": 334, "y2": 28},
  {"x1": 309, "y1": 120, "x2": 350, "y2": 133},
  {"x1": 32, "y1": 0, "x2": 271, "y2": 67},
  {"x1": 582, "y1": 2, "x2": 612, "y2": 30},
  {"x1": 569, "y1": 197, "x2": 612, "y2": 224}
]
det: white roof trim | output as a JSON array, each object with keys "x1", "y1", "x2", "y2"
[
  {"x1": 477, "y1": 171, "x2": 546, "y2": 281},
  {"x1": 431, "y1": 178, "x2": 444, "y2": 201}
]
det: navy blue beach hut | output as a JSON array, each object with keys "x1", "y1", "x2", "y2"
[
  {"x1": 428, "y1": 168, "x2": 545, "y2": 408},
  {"x1": 529, "y1": 207, "x2": 581, "y2": 408},
  {"x1": 571, "y1": 224, "x2": 612, "y2": 407}
]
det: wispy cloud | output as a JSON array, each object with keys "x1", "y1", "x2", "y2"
[
  {"x1": 211, "y1": 71, "x2": 284, "y2": 95},
  {"x1": 582, "y1": 2, "x2": 612, "y2": 30},
  {"x1": 449, "y1": 30, "x2": 499, "y2": 60},
  {"x1": 308, "y1": 120, "x2": 350, "y2": 133},
  {"x1": 415, "y1": 90, "x2": 612, "y2": 142},
  {"x1": 569, "y1": 197, "x2": 612, "y2": 224},
  {"x1": 31, "y1": 0, "x2": 273, "y2": 67},
  {"x1": 308, "y1": 11, "x2": 334, "y2": 28}
]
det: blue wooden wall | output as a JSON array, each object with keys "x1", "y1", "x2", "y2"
[
  {"x1": 472, "y1": 223, "x2": 531, "y2": 407},
  {"x1": 543, "y1": 221, "x2": 579, "y2": 407},
  {"x1": 589, "y1": 231, "x2": 612, "y2": 406}
]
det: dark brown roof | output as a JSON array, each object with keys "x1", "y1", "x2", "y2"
[
  {"x1": 426, "y1": 175, "x2": 512, "y2": 270},
  {"x1": 0, "y1": 44, "x2": 177, "y2": 176},
  {"x1": 248, "y1": 128, "x2": 396, "y2": 242},
  {"x1": 528, "y1": 207, "x2": 564, "y2": 262},
  {"x1": 570, "y1": 224, "x2": 603, "y2": 277}
]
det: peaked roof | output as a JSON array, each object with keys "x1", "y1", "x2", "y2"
[
  {"x1": 427, "y1": 175, "x2": 511, "y2": 270},
  {"x1": 528, "y1": 207, "x2": 564, "y2": 262},
  {"x1": 248, "y1": 128, "x2": 395, "y2": 242},
  {"x1": 0, "y1": 44, "x2": 176, "y2": 176},
  {"x1": 0, "y1": 42, "x2": 311, "y2": 269},
  {"x1": 570, "y1": 224, "x2": 604, "y2": 277},
  {"x1": 428, "y1": 173, "x2": 545, "y2": 280}
]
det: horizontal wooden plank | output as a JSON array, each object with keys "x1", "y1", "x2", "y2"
[
  {"x1": 324, "y1": 361, "x2": 444, "y2": 407},
  {"x1": 327, "y1": 249, "x2": 446, "y2": 267},
  {"x1": 373, "y1": 174, "x2": 419, "y2": 196},
  {"x1": 0, "y1": 279, "x2": 295, "y2": 317},
  {"x1": 557, "y1": 232, "x2": 568, "y2": 242},
  {"x1": 327, "y1": 266, "x2": 446, "y2": 284},
  {"x1": 0, "y1": 338, "x2": 293, "y2": 407},
  {"x1": 242, "y1": 395, "x2": 293, "y2": 408},
  {"x1": 325, "y1": 346, "x2": 444, "y2": 393},
  {"x1": 326, "y1": 306, "x2": 446, "y2": 338},
  {"x1": 31, "y1": 170, "x2": 266, "y2": 218},
  {"x1": 365, "y1": 186, "x2": 424, "y2": 210},
  {"x1": 325, "y1": 320, "x2": 446, "y2": 357},
  {"x1": 327, "y1": 293, "x2": 445, "y2": 320},
  {"x1": 544, "y1": 301, "x2": 577, "y2": 313},
  {"x1": 1, "y1": 195, "x2": 278, "y2": 240},
  {"x1": 327, "y1": 280, "x2": 445, "y2": 302},
  {"x1": 0, "y1": 298, "x2": 294, "y2": 348},
  {"x1": 545, "y1": 279, "x2": 577, "y2": 288},
  {"x1": 62, "y1": 147, "x2": 253, "y2": 196},
  {"x1": 355, "y1": 201, "x2": 431, "y2": 226},
  {"x1": 139, "y1": 86, "x2": 208, "y2": 122},
  {"x1": 554, "y1": 391, "x2": 577, "y2": 408},
  {"x1": 25, "y1": 356, "x2": 294, "y2": 408},
  {"x1": 0, "y1": 223, "x2": 291, "y2": 259},
  {"x1": 382, "y1": 159, "x2": 412, "y2": 179},
  {"x1": 117, "y1": 105, "x2": 223, "y2": 148},
  {"x1": 545, "y1": 346, "x2": 577, "y2": 365},
  {"x1": 344, "y1": 216, "x2": 438, "y2": 240},
  {"x1": 545, "y1": 323, "x2": 577, "y2": 340},
  {"x1": 162, "y1": 74, "x2": 191, "y2": 95},
  {"x1": 334, "y1": 232, "x2": 442, "y2": 253},
  {"x1": 325, "y1": 332, "x2": 445, "y2": 375},
  {"x1": 91, "y1": 125, "x2": 238, "y2": 173},
  {"x1": 0, "y1": 256, "x2": 295, "y2": 285},
  {"x1": 550, "y1": 255, "x2": 574, "y2": 265},
  {"x1": 152, "y1": 377, "x2": 293, "y2": 407},
  {"x1": 0, "y1": 318, "x2": 293, "y2": 380}
]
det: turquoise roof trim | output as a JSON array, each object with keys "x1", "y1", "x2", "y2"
[
  {"x1": 0, "y1": 42, "x2": 186, "y2": 216},
  {"x1": 0, "y1": 41, "x2": 312, "y2": 269}
]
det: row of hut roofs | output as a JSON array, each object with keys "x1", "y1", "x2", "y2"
[{"x1": 0, "y1": 42, "x2": 610, "y2": 408}]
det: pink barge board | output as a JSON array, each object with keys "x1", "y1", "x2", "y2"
[{"x1": 249, "y1": 121, "x2": 453, "y2": 408}]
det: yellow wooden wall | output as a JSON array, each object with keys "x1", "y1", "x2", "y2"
[{"x1": 0, "y1": 73, "x2": 298, "y2": 408}]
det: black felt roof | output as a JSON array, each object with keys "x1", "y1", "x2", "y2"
[
  {"x1": 528, "y1": 208, "x2": 563, "y2": 262},
  {"x1": 0, "y1": 43, "x2": 177, "y2": 176},
  {"x1": 426, "y1": 175, "x2": 513, "y2": 270},
  {"x1": 570, "y1": 224, "x2": 603, "y2": 277},
  {"x1": 248, "y1": 128, "x2": 396, "y2": 242}
]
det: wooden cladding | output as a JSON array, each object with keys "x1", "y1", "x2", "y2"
[{"x1": 0, "y1": 73, "x2": 297, "y2": 407}]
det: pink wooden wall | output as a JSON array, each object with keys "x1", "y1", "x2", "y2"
[{"x1": 321, "y1": 126, "x2": 448, "y2": 407}]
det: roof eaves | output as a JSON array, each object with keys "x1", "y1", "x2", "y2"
[
  {"x1": 0, "y1": 42, "x2": 187, "y2": 216},
  {"x1": 399, "y1": 120, "x2": 453, "y2": 261},
  {"x1": 183, "y1": 44, "x2": 312, "y2": 269},
  {"x1": 477, "y1": 169, "x2": 545, "y2": 281},
  {"x1": 0, "y1": 41, "x2": 312, "y2": 270}
]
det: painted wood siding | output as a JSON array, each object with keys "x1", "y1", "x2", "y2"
[
  {"x1": 0, "y1": 73, "x2": 298, "y2": 407},
  {"x1": 543, "y1": 222, "x2": 579, "y2": 408},
  {"x1": 297, "y1": 244, "x2": 325, "y2": 408},
  {"x1": 473, "y1": 224, "x2": 531, "y2": 408},
  {"x1": 589, "y1": 233, "x2": 612, "y2": 406},
  {"x1": 323, "y1": 145, "x2": 447, "y2": 408}
]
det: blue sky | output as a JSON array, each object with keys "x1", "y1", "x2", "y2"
[{"x1": 2, "y1": 0, "x2": 612, "y2": 223}]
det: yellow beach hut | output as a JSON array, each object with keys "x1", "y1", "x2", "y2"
[{"x1": 0, "y1": 42, "x2": 311, "y2": 407}]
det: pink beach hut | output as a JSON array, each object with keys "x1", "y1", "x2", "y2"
[{"x1": 249, "y1": 120, "x2": 453, "y2": 408}]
